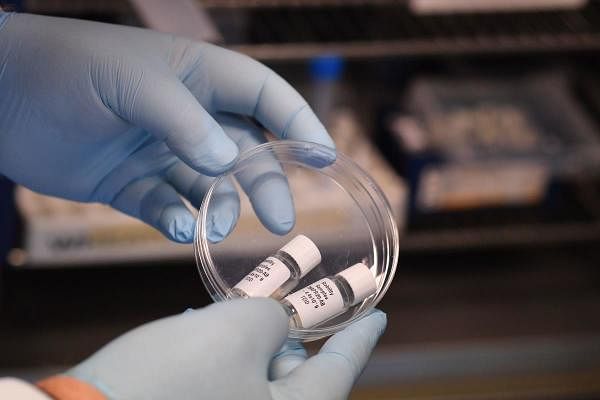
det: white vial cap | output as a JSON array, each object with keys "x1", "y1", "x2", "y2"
[
  {"x1": 337, "y1": 263, "x2": 377, "y2": 306},
  {"x1": 280, "y1": 235, "x2": 321, "y2": 277}
]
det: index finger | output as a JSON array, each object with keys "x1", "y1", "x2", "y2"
[{"x1": 198, "y1": 44, "x2": 335, "y2": 149}]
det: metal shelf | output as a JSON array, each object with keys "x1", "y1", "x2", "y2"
[
  {"x1": 22, "y1": 1, "x2": 600, "y2": 60},
  {"x1": 210, "y1": 1, "x2": 600, "y2": 60},
  {"x1": 230, "y1": 34, "x2": 600, "y2": 61}
]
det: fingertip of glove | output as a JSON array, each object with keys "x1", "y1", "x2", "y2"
[
  {"x1": 294, "y1": 140, "x2": 337, "y2": 169},
  {"x1": 367, "y1": 309, "x2": 387, "y2": 320},
  {"x1": 252, "y1": 177, "x2": 296, "y2": 236},
  {"x1": 159, "y1": 206, "x2": 195, "y2": 243},
  {"x1": 206, "y1": 197, "x2": 239, "y2": 243},
  {"x1": 364, "y1": 309, "x2": 387, "y2": 336}
]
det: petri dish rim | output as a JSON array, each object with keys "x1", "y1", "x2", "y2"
[{"x1": 194, "y1": 140, "x2": 399, "y2": 341}]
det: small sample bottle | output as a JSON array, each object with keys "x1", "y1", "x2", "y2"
[
  {"x1": 282, "y1": 262, "x2": 377, "y2": 329},
  {"x1": 309, "y1": 54, "x2": 345, "y2": 125},
  {"x1": 231, "y1": 235, "x2": 321, "y2": 300}
]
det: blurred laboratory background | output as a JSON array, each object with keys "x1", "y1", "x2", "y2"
[{"x1": 3, "y1": 0, "x2": 600, "y2": 398}]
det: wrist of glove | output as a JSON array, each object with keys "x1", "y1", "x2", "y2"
[{"x1": 57, "y1": 299, "x2": 385, "y2": 400}]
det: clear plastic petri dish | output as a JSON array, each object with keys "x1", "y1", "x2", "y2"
[{"x1": 194, "y1": 141, "x2": 399, "y2": 341}]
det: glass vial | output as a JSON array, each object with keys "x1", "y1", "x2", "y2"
[
  {"x1": 282, "y1": 262, "x2": 377, "y2": 329},
  {"x1": 231, "y1": 235, "x2": 321, "y2": 300}
]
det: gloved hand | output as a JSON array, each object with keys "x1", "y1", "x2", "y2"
[
  {"x1": 67, "y1": 298, "x2": 386, "y2": 400},
  {"x1": 0, "y1": 12, "x2": 334, "y2": 243}
]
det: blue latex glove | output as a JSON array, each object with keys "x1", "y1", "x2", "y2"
[
  {"x1": 0, "y1": 12, "x2": 334, "y2": 243},
  {"x1": 67, "y1": 298, "x2": 386, "y2": 400}
]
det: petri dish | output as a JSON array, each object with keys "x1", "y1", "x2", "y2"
[{"x1": 194, "y1": 141, "x2": 399, "y2": 341}]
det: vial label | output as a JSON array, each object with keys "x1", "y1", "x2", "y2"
[
  {"x1": 284, "y1": 278, "x2": 345, "y2": 328},
  {"x1": 233, "y1": 257, "x2": 291, "y2": 298}
]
